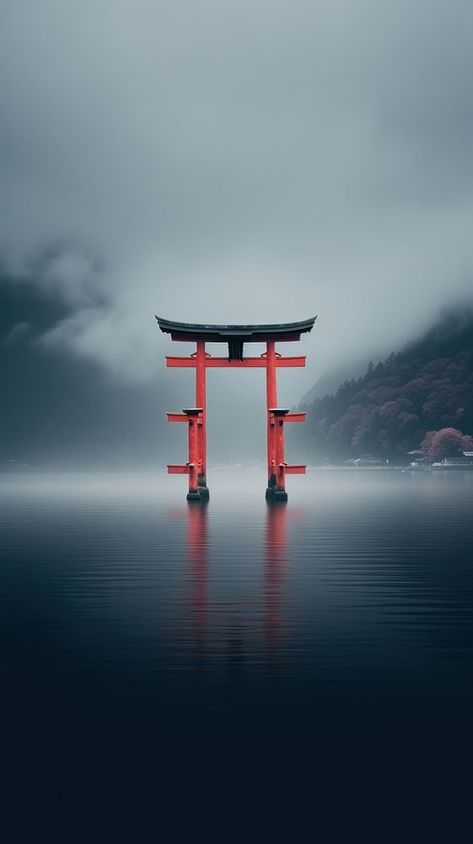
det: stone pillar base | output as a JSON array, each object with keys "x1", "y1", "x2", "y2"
[{"x1": 265, "y1": 486, "x2": 288, "y2": 503}]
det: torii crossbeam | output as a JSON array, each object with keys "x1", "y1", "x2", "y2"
[{"x1": 156, "y1": 316, "x2": 316, "y2": 502}]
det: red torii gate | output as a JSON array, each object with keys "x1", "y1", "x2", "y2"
[{"x1": 156, "y1": 316, "x2": 316, "y2": 502}]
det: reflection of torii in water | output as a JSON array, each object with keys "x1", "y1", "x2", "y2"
[
  {"x1": 264, "y1": 503, "x2": 288, "y2": 658},
  {"x1": 186, "y1": 500, "x2": 208, "y2": 658},
  {"x1": 176, "y1": 501, "x2": 303, "y2": 666}
]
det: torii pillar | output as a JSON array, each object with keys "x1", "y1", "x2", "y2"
[{"x1": 157, "y1": 316, "x2": 316, "y2": 502}]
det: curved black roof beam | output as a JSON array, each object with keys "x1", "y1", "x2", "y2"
[{"x1": 155, "y1": 316, "x2": 316, "y2": 344}]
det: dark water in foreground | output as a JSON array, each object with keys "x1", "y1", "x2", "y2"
[{"x1": 1, "y1": 470, "x2": 473, "y2": 838}]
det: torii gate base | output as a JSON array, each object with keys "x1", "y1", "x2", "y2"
[{"x1": 157, "y1": 317, "x2": 316, "y2": 502}]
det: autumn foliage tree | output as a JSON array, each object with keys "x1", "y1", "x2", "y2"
[{"x1": 421, "y1": 428, "x2": 473, "y2": 459}]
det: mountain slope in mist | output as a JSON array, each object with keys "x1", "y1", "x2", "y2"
[
  {"x1": 1, "y1": 277, "x2": 169, "y2": 468},
  {"x1": 299, "y1": 309, "x2": 473, "y2": 461}
]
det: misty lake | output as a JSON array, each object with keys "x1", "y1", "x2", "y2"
[{"x1": 2, "y1": 469, "x2": 472, "y2": 837}]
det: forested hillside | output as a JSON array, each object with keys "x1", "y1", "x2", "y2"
[{"x1": 300, "y1": 310, "x2": 473, "y2": 461}]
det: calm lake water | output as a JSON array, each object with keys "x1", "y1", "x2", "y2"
[{"x1": 1, "y1": 469, "x2": 472, "y2": 837}]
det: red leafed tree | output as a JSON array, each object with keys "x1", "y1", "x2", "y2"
[{"x1": 421, "y1": 427, "x2": 473, "y2": 459}]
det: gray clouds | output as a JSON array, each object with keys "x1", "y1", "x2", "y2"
[{"x1": 1, "y1": 0, "x2": 473, "y2": 392}]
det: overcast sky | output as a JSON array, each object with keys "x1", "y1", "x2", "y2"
[{"x1": 2, "y1": 0, "x2": 473, "y2": 405}]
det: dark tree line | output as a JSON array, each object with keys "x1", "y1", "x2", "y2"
[{"x1": 300, "y1": 310, "x2": 473, "y2": 461}]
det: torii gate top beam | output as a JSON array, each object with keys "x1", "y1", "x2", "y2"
[
  {"x1": 156, "y1": 316, "x2": 316, "y2": 342},
  {"x1": 156, "y1": 315, "x2": 316, "y2": 361}
]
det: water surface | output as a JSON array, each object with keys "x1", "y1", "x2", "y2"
[{"x1": 2, "y1": 470, "x2": 472, "y2": 836}]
